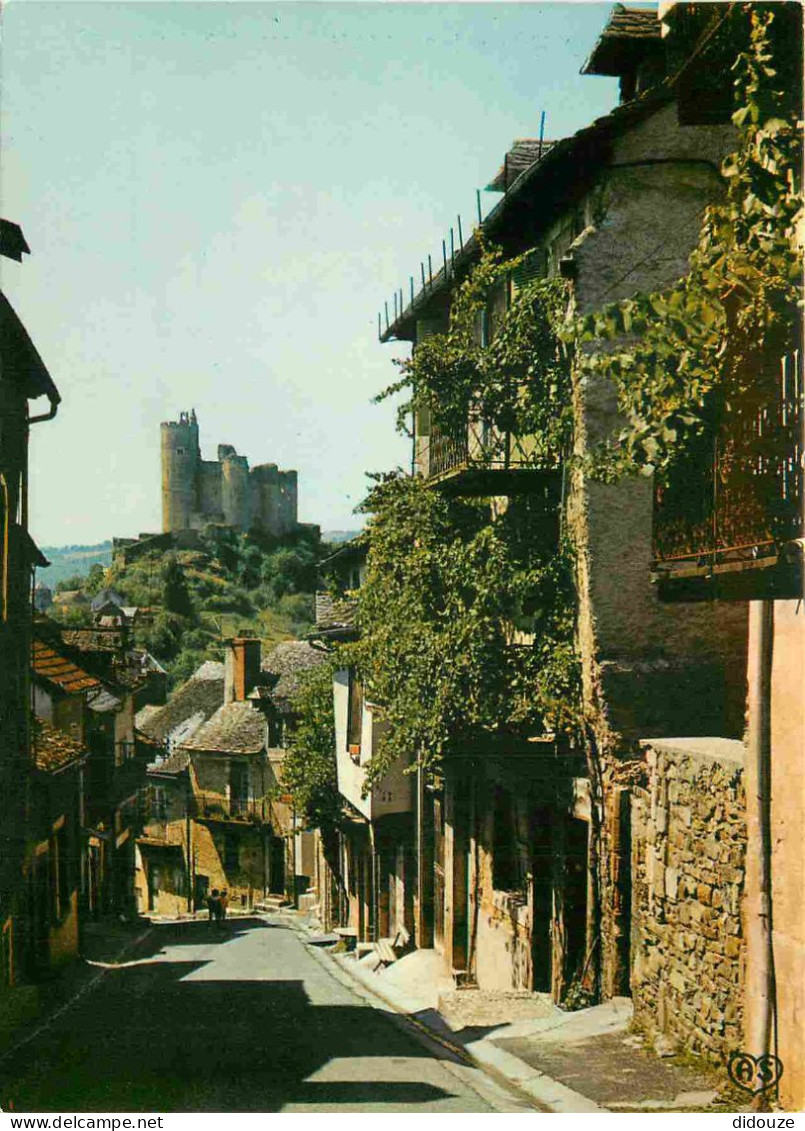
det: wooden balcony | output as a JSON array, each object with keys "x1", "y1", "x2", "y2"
[
  {"x1": 652, "y1": 349, "x2": 803, "y2": 600},
  {"x1": 418, "y1": 415, "x2": 563, "y2": 498}
]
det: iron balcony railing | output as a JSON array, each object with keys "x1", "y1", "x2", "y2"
[
  {"x1": 192, "y1": 792, "x2": 271, "y2": 825},
  {"x1": 419, "y1": 414, "x2": 563, "y2": 494},
  {"x1": 653, "y1": 349, "x2": 803, "y2": 578}
]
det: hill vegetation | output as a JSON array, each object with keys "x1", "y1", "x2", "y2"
[{"x1": 48, "y1": 528, "x2": 332, "y2": 686}]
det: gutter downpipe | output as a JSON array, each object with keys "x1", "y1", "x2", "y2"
[{"x1": 746, "y1": 598, "x2": 775, "y2": 1109}]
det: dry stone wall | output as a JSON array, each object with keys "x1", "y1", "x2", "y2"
[{"x1": 631, "y1": 737, "x2": 746, "y2": 1063}]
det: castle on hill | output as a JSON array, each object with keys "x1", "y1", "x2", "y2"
[{"x1": 161, "y1": 410, "x2": 299, "y2": 536}]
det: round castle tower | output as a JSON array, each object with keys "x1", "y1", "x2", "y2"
[
  {"x1": 161, "y1": 410, "x2": 200, "y2": 532},
  {"x1": 219, "y1": 445, "x2": 252, "y2": 531}
]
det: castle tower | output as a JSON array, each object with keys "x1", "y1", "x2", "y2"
[
  {"x1": 220, "y1": 448, "x2": 251, "y2": 531},
  {"x1": 161, "y1": 410, "x2": 200, "y2": 532}
]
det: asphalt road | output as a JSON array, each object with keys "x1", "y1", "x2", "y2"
[{"x1": 1, "y1": 916, "x2": 531, "y2": 1113}]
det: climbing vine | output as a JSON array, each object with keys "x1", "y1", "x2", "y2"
[
  {"x1": 379, "y1": 243, "x2": 574, "y2": 468},
  {"x1": 343, "y1": 474, "x2": 581, "y2": 783},
  {"x1": 281, "y1": 657, "x2": 343, "y2": 832},
  {"x1": 574, "y1": 4, "x2": 802, "y2": 483}
]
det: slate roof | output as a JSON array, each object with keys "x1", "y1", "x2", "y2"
[
  {"x1": 32, "y1": 639, "x2": 101, "y2": 696},
  {"x1": 0, "y1": 290, "x2": 60, "y2": 404},
  {"x1": 61, "y1": 627, "x2": 126, "y2": 653},
  {"x1": 1, "y1": 219, "x2": 30, "y2": 262},
  {"x1": 33, "y1": 718, "x2": 87, "y2": 773},
  {"x1": 136, "y1": 661, "x2": 224, "y2": 746},
  {"x1": 314, "y1": 592, "x2": 357, "y2": 636},
  {"x1": 180, "y1": 700, "x2": 266, "y2": 755},
  {"x1": 259, "y1": 640, "x2": 330, "y2": 711},
  {"x1": 148, "y1": 747, "x2": 191, "y2": 777},
  {"x1": 486, "y1": 139, "x2": 557, "y2": 193},
  {"x1": 381, "y1": 76, "x2": 674, "y2": 344},
  {"x1": 87, "y1": 687, "x2": 122, "y2": 714},
  {"x1": 582, "y1": 5, "x2": 662, "y2": 77},
  {"x1": 135, "y1": 704, "x2": 162, "y2": 730},
  {"x1": 90, "y1": 589, "x2": 124, "y2": 613}
]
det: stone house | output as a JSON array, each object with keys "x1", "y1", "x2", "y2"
[
  {"x1": 309, "y1": 542, "x2": 416, "y2": 947},
  {"x1": 27, "y1": 720, "x2": 87, "y2": 977},
  {"x1": 136, "y1": 640, "x2": 328, "y2": 916},
  {"x1": 0, "y1": 218, "x2": 65, "y2": 1018},
  {"x1": 376, "y1": 3, "x2": 749, "y2": 1007},
  {"x1": 32, "y1": 630, "x2": 146, "y2": 919}
]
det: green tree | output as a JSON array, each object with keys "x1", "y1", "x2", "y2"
[
  {"x1": 163, "y1": 556, "x2": 194, "y2": 618},
  {"x1": 282, "y1": 659, "x2": 341, "y2": 831}
]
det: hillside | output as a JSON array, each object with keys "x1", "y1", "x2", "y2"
[
  {"x1": 47, "y1": 528, "x2": 333, "y2": 686},
  {"x1": 39, "y1": 541, "x2": 113, "y2": 587}
]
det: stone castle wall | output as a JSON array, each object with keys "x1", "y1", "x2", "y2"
[
  {"x1": 631, "y1": 738, "x2": 746, "y2": 1064},
  {"x1": 160, "y1": 412, "x2": 299, "y2": 536}
]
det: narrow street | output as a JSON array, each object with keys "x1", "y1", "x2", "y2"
[{"x1": 1, "y1": 917, "x2": 531, "y2": 1113}]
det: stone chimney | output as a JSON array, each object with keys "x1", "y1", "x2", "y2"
[{"x1": 224, "y1": 637, "x2": 262, "y2": 703}]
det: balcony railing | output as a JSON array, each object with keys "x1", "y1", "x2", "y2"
[
  {"x1": 193, "y1": 793, "x2": 271, "y2": 825},
  {"x1": 419, "y1": 415, "x2": 562, "y2": 496},
  {"x1": 653, "y1": 349, "x2": 803, "y2": 593}
]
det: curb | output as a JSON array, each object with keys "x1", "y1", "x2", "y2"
[{"x1": 286, "y1": 914, "x2": 606, "y2": 1114}]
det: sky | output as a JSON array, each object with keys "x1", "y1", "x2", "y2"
[{"x1": 1, "y1": 0, "x2": 623, "y2": 546}]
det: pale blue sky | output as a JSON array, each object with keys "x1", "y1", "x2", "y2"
[{"x1": 2, "y1": 1, "x2": 623, "y2": 545}]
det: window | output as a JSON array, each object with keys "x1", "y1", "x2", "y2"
[
  {"x1": 492, "y1": 788, "x2": 524, "y2": 895},
  {"x1": 224, "y1": 832, "x2": 239, "y2": 874},
  {"x1": 50, "y1": 825, "x2": 70, "y2": 922},
  {"x1": 347, "y1": 670, "x2": 363, "y2": 757},
  {"x1": 230, "y1": 761, "x2": 249, "y2": 817},
  {"x1": 176, "y1": 447, "x2": 185, "y2": 455}
]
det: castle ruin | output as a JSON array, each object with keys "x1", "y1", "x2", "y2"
[{"x1": 161, "y1": 410, "x2": 299, "y2": 536}]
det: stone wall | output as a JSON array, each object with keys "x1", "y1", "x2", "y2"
[{"x1": 631, "y1": 737, "x2": 746, "y2": 1063}]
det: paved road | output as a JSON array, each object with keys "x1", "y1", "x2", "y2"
[{"x1": 1, "y1": 916, "x2": 531, "y2": 1113}]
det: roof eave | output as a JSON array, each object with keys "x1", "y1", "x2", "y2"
[{"x1": 379, "y1": 86, "x2": 674, "y2": 344}]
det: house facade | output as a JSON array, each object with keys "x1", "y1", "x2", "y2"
[{"x1": 0, "y1": 219, "x2": 62, "y2": 1019}]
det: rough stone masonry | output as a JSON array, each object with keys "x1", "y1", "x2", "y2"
[{"x1": 631, "y1": 737, "x2": 747, "y2": 1063}]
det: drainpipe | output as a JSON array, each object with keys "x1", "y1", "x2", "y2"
[{"x1": 745, "y1": 599, "x2": 775, "y2": 1101}]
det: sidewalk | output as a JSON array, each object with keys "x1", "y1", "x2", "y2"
[{"x1": 300, "y1": 922, "x2": 747, "y2": 1114}]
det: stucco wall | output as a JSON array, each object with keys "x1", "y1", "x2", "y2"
[
  {"x1": 473, "y1": 794, "x2": 534, "y2": 992},
  {"x1": 568, "y1": 104, "x2": 749, "y2": 749},
  {"x1": 744, "y1": 600, "x2": 805, "y2": 1111},
  {"x1": 631, "y1": 737, "x2": 746, "y2": 1063}
]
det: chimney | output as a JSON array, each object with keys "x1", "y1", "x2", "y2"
[{"x1": 224, "y1": 637, "x2": 261, "y2": 703}]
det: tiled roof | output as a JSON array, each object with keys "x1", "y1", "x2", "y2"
[
  {"x1": 32, "y1": 639, "x2": 101, "y2": 695},
  {"x1": 260, "y1": 640, "x2": 330, "y2": 710},
  {"x1": 137, "y1": 661, "x2": 224, "y2": 746},
  {"x1": 180, "y1": 700, "x2": 266, "y2": 755},
  {"x1": 33, "y1": 718, "x2": 87, "y2": 773}
]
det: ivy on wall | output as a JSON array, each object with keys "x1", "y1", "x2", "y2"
[
  {"x1": 379, "y1": 243, "x2": 574, "y2": 468},
  {"x1": 341, "y1": 474, "x2": 581, "y2": 783},
  {"x1": 574, "y1": 4, "x2": 802, "y2": 483}
]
